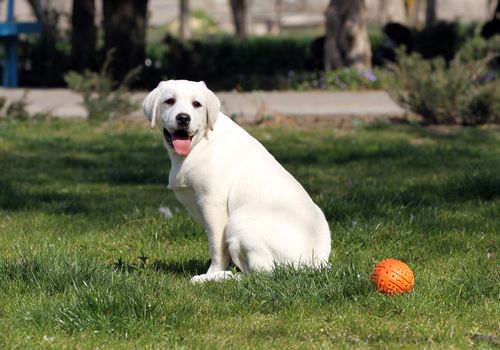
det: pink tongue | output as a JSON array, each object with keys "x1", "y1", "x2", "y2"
[{"x1": 172, "y1": 133, "x2": 191, "y2": 156}]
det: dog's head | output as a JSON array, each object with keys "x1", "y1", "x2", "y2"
[{"x1": 143, "y1": 80, "x2": 220, "y2": 156}]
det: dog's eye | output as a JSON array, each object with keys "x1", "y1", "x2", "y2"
[
  {"x1": 164, "y1": 98, "x2": 175, "y2": 105},
  {"x1": 192, "y1": 101, "x2": 202, "y2": 108}
]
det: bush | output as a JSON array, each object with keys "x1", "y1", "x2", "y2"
[
  {"x1": 64, "y1": 51, "x2": 139, "y2": 123},
  {"x1": 8, "y1": 22, "x2": 484, "y2": 92},
  {"x1": 144, "y1": 33, "x2": 401, "y2": 91},
  {"x1": 393, "y1": 36, "x2": 500, "y2": 125},
  {"x1": 463, "y1": 83, "x2": 500, "y2": 124},
  {"x1": 144, "y1": 34, "x2": 315, "y2": 90}
]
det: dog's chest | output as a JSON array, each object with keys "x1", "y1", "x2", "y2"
[
  {"x1": 173, "y1": 187, "x2": 204, "y2": 225},
  {"x1": 168, "y1": 150, "x2": 210, "y2": 190},
  {"x1": 168, "y1": 162, "x2": 190, "y2": 189}
]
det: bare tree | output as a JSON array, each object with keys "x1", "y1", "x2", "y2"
[
  {"x1": 229, "y1": 0, "x2": 247, "y2": 38},
  {"x1": 71, "y1": 0, "x2": 96, "y2": 71},
  {"x1": 102, "y1": 0, "x2": 148, "y2": 82},
  {"x1": 490, "y1": 0, "x2": 500, "y2": 19},
  {"x1": 26, "y1": 0, "x2": 46, "y2": 25},
  {"x1": 179, "y1": 0, "x2": 190, "y2": 41},
  {"x1": 26, "y1": 0, "x2": 55, "y2": 40},
  {"x1": 25, "y1": 0, "x2": 64, "y2": 85},
  {"x1": 425, "y1": 0, "x2": 437, "y2": 28},
  {"x1": 324, "y1": 0, "x2": 372, "y2": 70},
  {"x1": 273, "y1": 0, "x2": 283, "y2": 34}
]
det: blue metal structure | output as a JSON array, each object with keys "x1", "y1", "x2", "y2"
[{"x1": 0, "y1": 0, "x2": 42, "y2": 87}]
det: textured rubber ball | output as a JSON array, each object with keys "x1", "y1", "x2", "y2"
[{"x1": 370, "y1": 258, "x2": 415, "y2": 295}]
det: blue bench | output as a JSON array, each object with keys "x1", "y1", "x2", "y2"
[{"x1": 0, "y1": 0, "x2": 41, "y2": 87}]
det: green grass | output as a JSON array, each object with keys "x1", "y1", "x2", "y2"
[{"x1": 0, "y1": 119, "x2": 498, "y2": 349}]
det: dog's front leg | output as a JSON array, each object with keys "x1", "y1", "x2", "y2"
[{"x1": 190, "y1": 205, "x2": 233, "y2": 284}]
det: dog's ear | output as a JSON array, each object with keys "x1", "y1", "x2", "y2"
[
  {"x1": 200, "y1": 81, "x2": 220, "y2": 130},
  {"x1": 143, "y1": 81, "x2": 168, "y2": 128}
]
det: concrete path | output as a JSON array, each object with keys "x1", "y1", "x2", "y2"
[
  {"x1": 218, "y1": 90, "x2": 405, "y2": 123},
  {"x1": 0, "y1": 88, "x2": 405, "y2": 123},
  {"x1": 0, "y1": 88, "x2": 86, "y2": 119}
]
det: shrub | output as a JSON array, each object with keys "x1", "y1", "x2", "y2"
[
  {"x1": 146, "y1": 34, "x2": 315, "y2": 90},
  {"x1": 64, "y1": 51, "x2": 139, "y2": 123},
  {"x1": 10, "y1": 22, "x2": 483, "y2": 92},
  {"x1": 392, "y1": 36, "x2": 500, "y2": 125},
  {"x1": 144, "y1": 33, "x2": 400, "y2": 91},
  {"x1": 463, "y1": 83, "x2": 500, "y2": 124},
  {"x1": 5, "y1": 94, "x2": 29, "y2": 120}
]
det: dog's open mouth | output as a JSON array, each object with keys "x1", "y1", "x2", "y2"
[{"x1": 163, "y1": 129, "x2": 193, "y2": 156}]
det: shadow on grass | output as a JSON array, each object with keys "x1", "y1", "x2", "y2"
[
  {"x1": 105, "y1": 257, "x2": 209, "y2": 276},
  {"x1": 270, "y1": 137, "x2": 482, "y2": 169},
  {"x1": 152, "y1": 259, "x2": 210, "y2": 276},
  {"x1": 1, "y1": 122, "x2": 498, "y2": 226},
  {"x1": 0, "y1": 132, "x2": 172, "y2": 222},
  {"x1": 318, "y1": 167, "x2": 500, "y2": 223},
  {"x1": 0, "y1": 180, "x2": 89, "y2": 213},
  {"x1": 0, "y1": 138, "x2": 167, "y2": 186}
]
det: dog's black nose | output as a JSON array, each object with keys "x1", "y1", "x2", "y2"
[{"x1": 176, "y1": 113, "x2": 191, "y2": 127}]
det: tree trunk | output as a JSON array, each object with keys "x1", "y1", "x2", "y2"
[
  {"x1": 378, "y1": 0, "x2": 406, "y2": 24},
  {"x1": 102, "y1": 0, "x2": 148, "y2": 82},
  {"x1": 229, "y1": 0, "x2": 247, "y2": 38},
  {"x1": 26, "y1": 0, "x2": 45, "y2": 24},
  {"x1": 494, "y1": 0, "x2": 500, "y2": 19},
  {"x1": 324, "y1": 0, "x2": 372, "y2": 70},
  {"x1": 425, "y1": 0, "x2": 437, "y2": 28},
  {"x1": 26, "y1": 0, "x2": 54, "y2": 40},
  {"x1": 25, "y1": 0, "x2": 66, "y2": 85},
  {"x1": 71, "y1": 0, "x2": 96, "y2": 71},
  {"x1": 273, "y1": 0, "x2": 283, "y2": 34},
  {"x1": 179, "y1": 0, "x2": 190, "y2": 41}
]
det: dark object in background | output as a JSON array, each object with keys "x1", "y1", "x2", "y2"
[
  {"x1": 481, "y1": 19, "x2": 500, "y2": 38},
  {"x1": 373, "y1": 22, "x2": 414, "y2": 65},
  {"x1": 481, "y1": 0, "x2": 500, "y2": 39},
  {"x1": 373, "y1": 21, "x2": 474, "y2": 65},
  {"x1": 413, "y1": 21, "x2": 460, "y2": 61},
  {"x1": 384, "y1": 22, "x2": 414, "y2": 52},
  {"x1": 309, "y1": 35, "x2": 325, "y2": 70}
]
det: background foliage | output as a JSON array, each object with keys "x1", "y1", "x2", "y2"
[
  {"x1": 393, "y1": 36, "x2": 500, "y2": 125},
  {"x1": 12, "y1": 22, "x2": 487, "y2": 91}
]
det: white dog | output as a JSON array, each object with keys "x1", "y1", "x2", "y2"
[{"x1": 143, "y1": 80, "x2": 331, "y2": 283}]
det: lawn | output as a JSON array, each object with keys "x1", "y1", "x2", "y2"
[{"x1": 0, "y1": 119, "x2": 498, "y2": 349}]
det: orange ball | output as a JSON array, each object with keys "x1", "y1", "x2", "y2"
[{"x1": 370, "y1": 258, "x2": 415, "y2": 295}]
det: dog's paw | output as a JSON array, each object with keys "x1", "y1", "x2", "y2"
[
  {"x1": 190, "y1": 274, "x2": 208, "y2": 284},
  {"x1": 190, "y1": 271, "x2": 240, "y2": 284}
]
